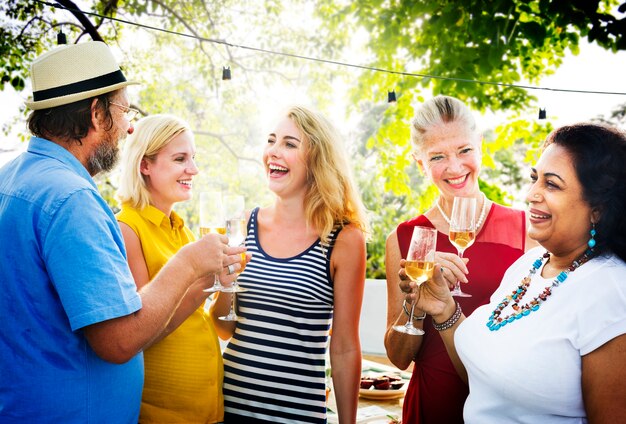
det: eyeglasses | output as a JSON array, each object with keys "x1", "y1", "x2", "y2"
[{"x1": 109, "y1": 101, "x2": 139, "y2": 121}]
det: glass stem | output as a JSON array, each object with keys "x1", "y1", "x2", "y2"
[
  {"x1": 214, "y1": 274, "x2": 223, "y2": 289},
  {"x1": 454, "y1": 249, "x2": 464, "y2": 291},
  {"x1": 405, "y1": 301, "x2": 416, "y2": 328},
  {"x1": 227, "y1": 292, "x2": 235, "y2": 316}
]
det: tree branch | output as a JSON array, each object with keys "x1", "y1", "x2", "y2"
[
  {"x1": 54, "y1": 0, "x2": 103, "y2": 42},
  {"x1": 194, "y1": 130, "x2": 262, "y2": 166}
]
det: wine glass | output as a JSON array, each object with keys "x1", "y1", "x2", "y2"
[
  {"x1": 199, "y1": 191, "x2": 226, "y2": 293},
  {"x1": 448, "y1": 197, "x2": 476, "y2": 297},
  {"x1": 392, "y1": 226, "x2": 437, "y2": 336},
  {"x1": 220, "y1": 195, "x2": 248, "y2": 321},
  {"x1": 221, "y1": 195, "x2": 248, "y2": 295},
  {"x1": 223, "y1": 194, "x2": 245, "y2": 222}
]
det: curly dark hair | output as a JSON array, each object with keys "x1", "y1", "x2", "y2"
[
  {"x1": 27, "y1": 91, "x2": 117, "y2": 145},
  {"x1": 544, "y1": 123, "x2": 626, "y2": 262}
]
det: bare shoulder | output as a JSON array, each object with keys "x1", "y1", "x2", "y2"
[
  {"x1": 331, "y1": 224, "x2": 366, "y2": 267},
  {"x1": 334, "y1": 223, "x2": 366, "y2": 248},
  {"x1": 119, "y1": 221, "x2": 139, "y2": 242},
  {"x1": 331, "y1": 224, "x2": 366, "y2": 283}
]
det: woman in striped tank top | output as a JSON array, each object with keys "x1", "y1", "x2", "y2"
[{"x1": 210, "y1": 105, "x2": 369, "y2": 423}]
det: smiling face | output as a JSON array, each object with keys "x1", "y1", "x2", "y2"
[
  {"x1": 525, "y1": 143, "x2": 595, "y2": 257},
  {"x1": 263, "y1": 116, "x2": 308, "y2": 198},
  {"x1": 141, "y1": 130, "x2": 198, "y2": 214},
  {"x1": 416, "y1": 120, "x2": 482, "y2": 199}
]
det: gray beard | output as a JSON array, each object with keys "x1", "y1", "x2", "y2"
[{"x1": 87, "y1": 137, "x2": 120, "y2": 176}]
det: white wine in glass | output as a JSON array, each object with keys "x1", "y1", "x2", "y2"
[
  {"x1": 199, "y1": 191, "x2": 226, "y2": 293},
  {"x1": 199, "y1": 227, "x2": 226, "y2": 236},
  {"x1": 220, "y1": 194, "x2": 248, "y2": 322},
  {"x1": 392, "y1": 226, "x2": 437, "y2": 336},
  {"x1": 405, "y1": 260, "x2": 436, "y2": 284},
  {"x1": 221, "y1": 218, "x2": 248, "y2": 294},
  {"x1": 449, "y1": 197, "x2": 476, "y2": 297}
]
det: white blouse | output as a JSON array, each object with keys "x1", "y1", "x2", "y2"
[{"x1": 456, "y1": 247, "x2": 626, "y2": 423}]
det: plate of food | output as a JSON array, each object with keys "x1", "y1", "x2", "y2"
[{"x1": 359, "y1": 374, "x2": 408, "y2": 400}]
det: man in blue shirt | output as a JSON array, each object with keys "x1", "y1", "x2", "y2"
[{"x1": 0, "y1": 41, "x2": 243, "y2": 423}]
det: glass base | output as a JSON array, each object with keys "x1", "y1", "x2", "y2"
[
  {"x1": 392, "y1": 324, "x2": 425, "y2": 336},
  {"x1": 220, "y1": 285, "x2": 248, "y2": 293},
  {"x1": 219, "y1": 313, "x2": 243, "y2": 322},
  {"x1": 203, "y1": 284, "x2": 224, "y2": 293},
  {"x1": 450, "y1": 287, "x2": 472, "y2": 297}
]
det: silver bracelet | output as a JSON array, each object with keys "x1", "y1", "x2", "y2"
[
  {"x1": 432, "y1": 301, "x2": 462, "y2": 331},
  {"x1": 402, "y1": 299, "x2": 426, "y2": 321}
]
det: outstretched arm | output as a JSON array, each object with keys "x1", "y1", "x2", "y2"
[
  {"x1": 83, "y1": 234, "x2": 242, "y2": 363},
  {"x1": 118, "y1": 222, "x2": 217, "y2": 347}
]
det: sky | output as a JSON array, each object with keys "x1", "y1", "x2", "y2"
[
  {"x1": 1, "y1": 37, "x2": 625, "y2": 167},
  {"x1": 473, "y1": 41, "x2": 626, "y2": 130},
  {"x1": 520, "y1": 42, "x2": 625, "y2": 125}
]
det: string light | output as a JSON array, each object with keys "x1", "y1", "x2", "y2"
[
  {"x1": 222, "y1": 66, "x2": 231, "y2": 80},
  {"x1": 57, "y1": 29, "x2": 67, "y2": 45},
  {"x1": 538, "y1": 108, "x2": 547, "y2": 119},
  {"x1": 34, "y1": 0, "x2": 626, "y2": 99},
  {"x1": 387, "y1": 90, "x2": 397, "y2": 103}
]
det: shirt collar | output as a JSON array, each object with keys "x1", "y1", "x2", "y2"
[
  {"x1": 27, "y1": 136, "x2": 98, "y2": 189},
  {"x1": 139, "y1": 204, "x2": 185, "y2": 230}
]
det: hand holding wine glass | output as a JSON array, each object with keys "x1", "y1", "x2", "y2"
[
  {"x1": 393, "y1": 226, "x2": 437, "y2": 336},
  {"x1": 448, "y1": 197, "x2": 476, "y2": 297}
]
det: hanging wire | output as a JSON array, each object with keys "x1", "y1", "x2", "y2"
[{"x1": 35, "y1": 0, "x2": 626, "y2": 98}]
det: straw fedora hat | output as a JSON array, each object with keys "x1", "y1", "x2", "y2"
[{"x1": 25, "y1": 41, "x2": 139, "y2": 110}]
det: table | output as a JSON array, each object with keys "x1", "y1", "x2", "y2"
[
  {"x1": 327, "y1": 386, "x2": 403, "y2": 423},
  {"x1": 327, "y1": 359, "x2": 407, "y2": 423}
]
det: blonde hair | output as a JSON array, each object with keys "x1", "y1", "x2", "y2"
[
  {"x1": 286, "y1": 105, "x2": 369, "y2": 244},
  {"x1": 410, "y1": 95, "x2": 480, "y2": 153},
  {"x1": 117, "y1": 114, "x2": 192, "y2": 209}
]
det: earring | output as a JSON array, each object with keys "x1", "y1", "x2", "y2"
[{"x1": 588, "y1": 223, "x2": 597, "y2": 249}]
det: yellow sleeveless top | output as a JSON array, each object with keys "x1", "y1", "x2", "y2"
[{"x1": 117, "y1": 204, "x2": 224, "y2": 423}]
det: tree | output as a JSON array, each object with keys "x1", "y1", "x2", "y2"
[
  {"x1": 318, "y1": 0, "x2": 625, "y2": 198},
  {"x1": 315, "y1": 0, "x2": 626, "y2": 276},
  {"x1": 0, "y1": 0, "x2": 350, "y2": 228},
  {"x1": 2, "y1": 1, "x2": 624, "y2": 277}
]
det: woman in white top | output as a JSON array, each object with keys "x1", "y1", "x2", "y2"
[{"x1": 401, "y1": 123, "x2": 626, "y2": 423}]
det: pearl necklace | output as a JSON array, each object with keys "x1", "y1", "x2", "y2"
[
  {"x1": 436, "y1": 193, "x2": 488, "y2": 230},
  {"x1": 486, "y1": 249, "x2": 593, "y2": 331}
]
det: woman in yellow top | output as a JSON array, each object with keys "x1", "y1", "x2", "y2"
[{"x1": 116, "y1": 114, "x2": 241, "y2": 423}]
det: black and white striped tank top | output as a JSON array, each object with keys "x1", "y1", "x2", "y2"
[{"x1": 223, "y1": 207, "x2": 339, "y2": 424}]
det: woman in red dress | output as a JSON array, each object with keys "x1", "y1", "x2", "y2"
[{"x1": 384, "y1": 95, "x2": 536, "y2": 424}]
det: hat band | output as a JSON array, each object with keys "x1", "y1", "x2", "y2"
[{"x1": 32, "y1": 69, "x2": 128, "y2": 101}]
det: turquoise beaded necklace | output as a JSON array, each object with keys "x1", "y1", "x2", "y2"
[{"x1": 486, "y1": 249, "x2": 594, "y2": 331}]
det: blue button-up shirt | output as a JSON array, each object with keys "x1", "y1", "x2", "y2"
[{"x1": 0, "y1": 137, "x2": 143, "y2": 423}]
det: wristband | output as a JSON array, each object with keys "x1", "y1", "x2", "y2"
[{"x1": 432, "y1": 301, "x2": 462, "y2": 331}]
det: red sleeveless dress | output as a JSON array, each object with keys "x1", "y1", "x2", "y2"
[{"x1": 398, "y1": 204, "x2": 526, "y2": 424}]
